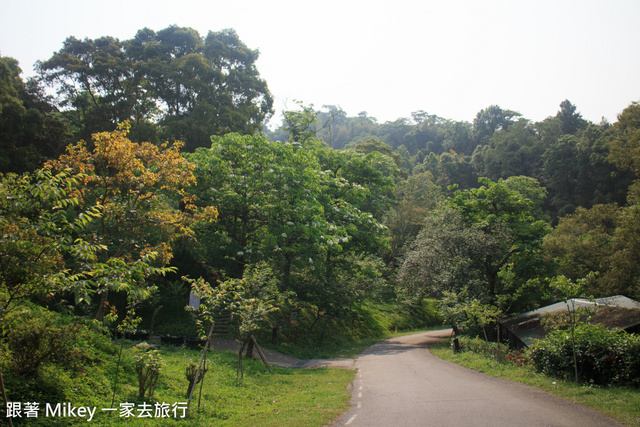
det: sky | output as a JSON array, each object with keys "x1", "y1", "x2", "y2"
[{"x1": 1, "y1": 0, "x2": 640, "y2": 126}]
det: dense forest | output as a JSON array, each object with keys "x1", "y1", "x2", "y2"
[{"x1": 2, "y1": 25, "x2": 640, "y2": 404}]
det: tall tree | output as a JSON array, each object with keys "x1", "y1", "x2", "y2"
[
  {"x1": 543, "y1": 201, "x2": 640, "y2": 299},
  {"x1": 37, "y1": 36, "x2": 140, "y2": 140},
  {"x1": 37, "y1": 26, "x2": 274, "y2": 149},
  {"x1": 472, "y1": 105, "x2": 521, "y2": 146},
  {"x1": 0, "y1": 56, "x2": 70, "y2": 173},
  {"x1": 399, "y1": 176, "x2": 551, "y2": 313},
  {"x1": 477, "y1": 119, "x2": 546, "y2": 180},
  {"x1": 556, "y1": 99, "x2": 587, "y2": 135},
  {"x1": 46, "y1": 123, "x2": 201, "y2": 318}
]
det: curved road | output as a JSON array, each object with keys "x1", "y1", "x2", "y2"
[{"x1": 334, "y1": 330, "x2": 620, "y2": 427}]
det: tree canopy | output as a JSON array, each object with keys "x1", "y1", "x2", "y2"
[
  {"x1": 36, "y1": 26, "x2": 273, "y2": 150},
  {"x1": 399, "y1": 176, "x2": 551, "y2": 314}
]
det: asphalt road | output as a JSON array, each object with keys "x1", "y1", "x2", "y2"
[{"x1": 334, "y1": 329, "x2": 620, "y2": 427}]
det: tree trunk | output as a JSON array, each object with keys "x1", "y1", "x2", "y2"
[{"x1": 95, "y1": 290, "x2": 109, "y2": 321}]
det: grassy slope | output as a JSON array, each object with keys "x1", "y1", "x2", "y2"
[
  {"x1": 3, "y1": 299, "x2": 442, "y2": 425},
  {"x1": 8, "y1": 346, "x2": 355, "y2": 426},
  {"x1": 429, "y1": 339, "x2": 640, "y2": 426}
]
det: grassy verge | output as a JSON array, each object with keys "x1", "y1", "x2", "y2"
[
  {"x1": 430, "y1": 339, "x2": 640, "y2": 426},
  {"x1": 8, "y1": 345, "x2": 355, "y2": 426}
]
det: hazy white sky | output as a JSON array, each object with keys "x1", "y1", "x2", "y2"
[{"x1": 2, "y1": 0, "x2": 639, "y2": 125}]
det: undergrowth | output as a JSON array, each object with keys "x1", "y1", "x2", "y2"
[{"x1": 272, "y1": 299, "x2": 442, "y2": 359}]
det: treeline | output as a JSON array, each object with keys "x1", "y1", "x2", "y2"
[
  {"x1": 265, "y1": 100, "x2": 640, "y2": 330},
  {"x1": 0, "y1": 25, "x2": 272, "y2": 173},
  {"x1": 2, "y1": 25, "x2": 640, "y2": 344},
  {"x1": 267, "y1": 102, "x2": 632, "y2": 222}
]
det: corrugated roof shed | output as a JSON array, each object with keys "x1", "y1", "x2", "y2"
[{"x1": 500, "y1": 295, "x2": 640, "y2": 347}]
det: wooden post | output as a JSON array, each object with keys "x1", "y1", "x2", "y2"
[
  {"x1": 197, "y1": 358, "x2": 207, "y2": 410},
  {"x1": 250, "y1": 333, "x2": 272, "y2": 374},
  {"x1": 568, "y1": 300, "x2": 579, "y2": 384},
  {"x1": 186, "y1": 321, "x2": 215, "y2": 416}
]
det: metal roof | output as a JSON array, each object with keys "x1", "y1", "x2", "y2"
[{"x1": 501, "y1": 295, "x2": 640, "y2": 347}]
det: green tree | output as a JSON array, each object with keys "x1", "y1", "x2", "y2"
[
  {"x1": 188, "y1": 127, "x2": 392, "y2": 320},
  {"x1": 476, "y1": 119, "x2": 545, "y2": 180},
  {"x1": 399, "y1": 176, "x2": 551, "y2": 313},
  {"x1": 0, "y1": 56, "x2": 70, "y2": 173},
  {"x1": 132, "y1": 26, "x2": 273, "y2": 150},
  {"x1": 36, "y1": 36, "x2": 141, "y2": 140},
  {"x1": 556, "y1": 99, "x2": 587, "y2": 135},
  {"x1": 472, "y1": 105, "x2": 521, "y2": 146},
  {"x1": 37, "y1": 26, "x2": 273, "y2": 150},
  {"x1": 187, "y1": 133, "x2": 326, "y2": 281},
  {"x1": 385, "y1": 171, "x2": 442, "y2": 264},
  {"x1": 0, "y1": 168, "x2": 101, "y2": 324},
  {"x1": 608, "y1": 101, "x2": 640, "y2": 180},
  {"x1": 543, "y1": 202, "x2": 640, "y2": 299},
  {"x1": 354, "y1": 137, "x2": 401, "y2": 167},
  {"x1": 46, "y1": 123, "x2": 201, "y2": 318}
]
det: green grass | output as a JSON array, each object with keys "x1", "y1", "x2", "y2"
[
  {"x1": 430, "y1": 339, "x2": 640, "y2": 426},
  {"x1": 3, "y1": 299, "x2": 441, "y2": 426},
  {"x1": 7, "y1": 345, "x2": 355, "y2": 426}
]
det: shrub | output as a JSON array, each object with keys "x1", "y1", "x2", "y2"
[
  {"x1": 528, "y1": 323, "x2": 640, "y2": 386},
  {"x1": 457, "y1": 336, "x2": 510, "y2": 361},
  {"x1": 134, "y1": 349, "x2": 162, "y2": 399},
  {"x1": 506, "y1": 349, "x2": 528, "y2": 367},
  {"x1": 3, "y1": 306, "x2": 87, "y2": 377}
]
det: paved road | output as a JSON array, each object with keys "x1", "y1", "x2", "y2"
[{"x1": 334, "y1": 330, "x2": 620, "y2": 427}]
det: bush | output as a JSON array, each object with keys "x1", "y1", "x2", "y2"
[
  {"x1": 529, "y1": 323, "x2": 640, "y2": 386},
  {"x1": 456, "y1": 336, "x2": 510, "y2": 361},
  {"x1": 134, "y1": 348, "x2": 162, "y2": 399},
  {"x1": 3, "y1": 306, "x2": 87, "y2": 377}
]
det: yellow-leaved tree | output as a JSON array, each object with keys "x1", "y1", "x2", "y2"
[{"x1": 46, "y1": 122, "x2": 216, "y2": 319}]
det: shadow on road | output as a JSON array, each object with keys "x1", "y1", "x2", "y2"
[{"x1": 359, "y1": 329, "x2": 454, "y2": 357}]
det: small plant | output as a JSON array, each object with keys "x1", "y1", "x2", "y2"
[
  {"x1": 455, "y1": 336, "x2": 509, "y2": 361},
  {"x1": 185, "y1": 360, "x2": 208, "y2": 398},
  {"x1": 506, "y1": 349, "x2": 528, "y2": 367},
  {"x1": 134, "y1": 349, "x2": 162, "y2": 400}
]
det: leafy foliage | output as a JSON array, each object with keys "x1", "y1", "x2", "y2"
[
  {"x1": 437, "y1": 289, "x2": 502, "y2": 337},
  {"x1": 185, "y1": 263, "x2": 280, "y2": 339},
  {"x1": 399, "y1": 176, "x2": 551, "y2": 314},
  {"x1": 187, "y1": 129, "x2": 392, "y2": 319},
  {"x1": 133, "y1": 348, "x2": 162, "y2": 399},
  {"x1": 0, "y1": 55, "x2": 70, "y2": 173},
  {"x1": 3, "y1": 305, "x2": 88, "y2": 377},
  {"x1": 37, "y1": 26, "x2": 273, "y2": 149},
  {"x1": 45, "y1": 123, "x2": 201, "y2": 317},
  {"x1": 529, "y1": 323, "x2": 640, "y2": 386},
  {"x1": 0, "y1": 167, "x2": 103, "y2": 323}
]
